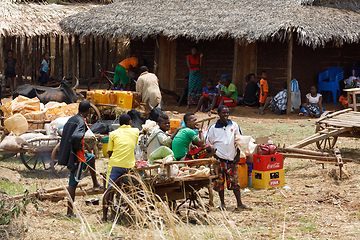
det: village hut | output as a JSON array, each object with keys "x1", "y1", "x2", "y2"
[
  {"x1": 60, "y1": 0, "x2": 360, "y2": 112},
  {"x1": 0, "y1": 0, "x2": 126, "y2": 90}
]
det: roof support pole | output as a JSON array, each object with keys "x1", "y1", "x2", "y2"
[
  {"x1": 232, "y1": 40, "x2": 238, "y2": 84},
  {"x1": 154, "y1": 35, "x2": 159, "y2": 75},
  {"x1": 286, "y1": 33, "x2": 293, "y2": 115}
]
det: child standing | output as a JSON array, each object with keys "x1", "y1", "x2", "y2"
[
  {"x1": 3, "y1": 50, "x2": 20, "y2": 94},
  {"x1": 39, "y1": 52, "x2": 51, "y2": 87},
  {"x1": 259, "y1": 71, "x2": 269, "y2": 109}
]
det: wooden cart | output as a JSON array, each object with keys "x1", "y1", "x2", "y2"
[
  {"x1": 290, "y1": 108, "x2": 360, "y2": 150},
  {"x1": 106, "y1": 158, "x2": 219, "y2": 220}
]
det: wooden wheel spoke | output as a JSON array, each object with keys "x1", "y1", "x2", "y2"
[{"x1": 32, "y1": 156, "x2": 39, "y2": 169}]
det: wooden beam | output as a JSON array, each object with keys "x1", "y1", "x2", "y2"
[
  {"x1": 154, "y1": 35, "x2": 159, "y2": 75},
  {"x1": 291, "y1": 127, "x2": 347, "y2": 148},
  {"x1": 74, "y1": 35, "x2": 79, "y2": 79},
  {"x1": 232, "y1": 40, "x2": 238, "y2": 84},
  {"x1": 286, "y1": 33, "x2": 293, "y2": 115},
  {"x1": 31, "y1": 37, "x2": 36, "y2": 82}
]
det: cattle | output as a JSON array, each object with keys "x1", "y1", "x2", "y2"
[
  {"x1": 127, "y1": 98, "x2": 164, "y2": 130},
  {"x1": 13, "y1": 78, "x2": 79, "y2": 104}
]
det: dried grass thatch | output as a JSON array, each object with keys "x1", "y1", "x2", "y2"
[
  {"x1": 60, "y1": 0, "x2": 360, "y2": 48},
  {"x1": 0, "y1": 0, "x2": 98, "y2": 37}
]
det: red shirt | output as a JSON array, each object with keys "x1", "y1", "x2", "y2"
[{"x1": 186, "y1": 55, "x2": 200, "y2": 71}]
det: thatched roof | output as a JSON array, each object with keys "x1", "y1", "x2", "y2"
[
  {"x1": 0, "y1": 1, "x2": 98, "y2": 37},
  {"x1": 60, "y1": 0, "x2": 360, "y2": 48}
]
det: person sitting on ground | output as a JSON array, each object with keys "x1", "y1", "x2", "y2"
[
  {"x1": 114, "y1": 57, "x2": 139, "y2": 90},
  {"x1": 206, "y1": 74, "x2": 238, "y2": 112},
  {"x1": 172, "y1": 113, "x2": 215, "y2": 161},
  {"x1": 206, "y1": 105, "x2": 252, "y2": 211},
  {"x1": 58, "y1": 101, "x2": 101, "y2": 217},
  {"x1": 257, "y1": 82, "x2": 287, "y2": 115},
  {"x1": 243, "y1": 73, "x2": 259, "y2": 108},
  {"x1": 194, "y1": 79, "x2": 218, "y2": 112},
  {"x1": 136, "y1": 66, "x2": 162, "y2": 109},
  {"x1": 102, "y1": 114, "x2": 139, "y2": 222},
  {"x1": 339, "y1": 92, "x2": 350, "y2": 109},
  {"x1": 300, "y1": 85, "x2": 323, "y2": 118},
  {"x1": 147, "y1": 114, "x2": 181, "y2": 158}
]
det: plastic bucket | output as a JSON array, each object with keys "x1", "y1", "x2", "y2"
[{"x1": 101, "y1": 136, "x2": 109, "y2": 158}]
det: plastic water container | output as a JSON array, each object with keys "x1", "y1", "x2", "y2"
[
  {"x1": 169, "y1": 119, "x2": 181, "y2": 133},
  {"x1": 93, "y1": 90, "x2": 102, "y2": 104},
  {"x1": 86, "y1": 91, "x2": 95, "y2": 102},
  {"x1": 116, "y1": 91, "x2": 133, "y2": 109},
  {"x1": 101, "y1": 136, "x2": 109, "y2": 158},
  {"x1": 237, "y1": 163, "x2": 248, "y2": 188},
  {"x1": 109, "y1": 91, "x2": 118, "y2": 105}
]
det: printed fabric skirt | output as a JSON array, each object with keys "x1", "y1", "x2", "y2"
[
  {"x1": 188, "y1": 70, "x2": 202, "y2": 105},
  {"x1": 301, "y1": 104, "x2": 323, "y2": 117}
]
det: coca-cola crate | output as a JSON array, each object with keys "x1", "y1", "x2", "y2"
[
  {"x1": 252, "y1": 169, "x2": 285, "y2": 189},
  {"x1": 253, "y1": 153, "x2": 283, "y2": 171}
]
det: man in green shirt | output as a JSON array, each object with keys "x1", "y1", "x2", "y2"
[
  {"x1": 172, "y1": 113, "x2": 215, "y2": 161},
  {"x1": 206, "y1": 74, "x2": 238, "y2": 112}
]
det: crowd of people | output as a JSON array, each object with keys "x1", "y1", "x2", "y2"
[{"x1": 58, "y1": 101, "x2": 252, "y2": 220}]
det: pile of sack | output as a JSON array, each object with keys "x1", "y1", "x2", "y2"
[{"x1": 1, "y1": 96, "x2": 79, "y2": 130}]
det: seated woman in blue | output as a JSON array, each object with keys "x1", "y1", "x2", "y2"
[{"x1": 194, "y1": 79, "x2": 219, "y2": 112}]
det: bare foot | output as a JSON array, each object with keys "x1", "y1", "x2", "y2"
[
  {"x1": 217, "y1": 204, "x2": 226, "y2": 211},
  {"x1": 234, "y1": 204, "x2": 252, "y2": 211},
  {"x1": 186, "y1": 105, "x2": 190, "y2": 110}
]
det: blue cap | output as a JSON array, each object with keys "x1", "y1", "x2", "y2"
[{"x1": 221, "y1": 74, "x2": 229, "y2": 79}]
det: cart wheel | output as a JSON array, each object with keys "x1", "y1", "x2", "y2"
[
  {"x1": 51, "y1": 142, "x2": 94, "y2": 178},
  {"x1": 315, "y1": 123, "x2": 338, "y2": 150},
  {"x1": 51, "y1": 143, "x2": 67, "y2": 178},
  {"x1": 86, "y1": 103, "x2": 101, "y2": 125},
  {"x1": 20, "y1": 152, "x2": 52, "y2": 170},
  {"x1": 107, "y1": 173, "x2": 151, "y2": 224}
]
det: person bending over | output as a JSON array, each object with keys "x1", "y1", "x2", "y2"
[
  {"x1": 136, "y1": 66, "x2": 162, "y2": 109},
  {"x1": 206, "y1": 105, "x2": 252, "y2": 211},
  {"x1": 58, "y1": 101, "x2": 101, "y2": 217},
  {"x1": 102, "y1": 114, "x2": 139, "y2": 222},
  {"x1": 172, "y1": 113, "x2": 215, "y2": 161}
]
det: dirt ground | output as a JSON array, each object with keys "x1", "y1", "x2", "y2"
[{"x1": 1, "y1": 98, "x2": 360, "y2": 239}]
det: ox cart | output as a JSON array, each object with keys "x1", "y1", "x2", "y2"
[{"x1": 290, "y1": 108, "x2": 360, "y2": 150}]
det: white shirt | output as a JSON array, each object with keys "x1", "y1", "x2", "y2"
[
  {"x1": 205, "y1": 120, "x2": 242, "y2": 161},
  {"x1": 136, "y1": 72, "x2": 162, "y2": 108},
  {"x1": 306, "y1": 93, "x2": 322, "y2": 104}
]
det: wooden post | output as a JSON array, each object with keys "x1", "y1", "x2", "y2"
[
  {"x1": 59, "y1": 36, "x2": 64, "y2": 79},
  {"x1": 16, "y1": 37, "x2": 22, "y2": 86},
  {"x1": 154, "y1": 35, "x2": 159, "y2": 75},
  {"x1": 74, "y1": 35, "x2": 79, "y2": 79},
  {"x1": 68, "y1": 36, "x2": 73, "y2": 78},
  {"x1": 286, "y1": 33, "x2": 293, "y2": 115},
  {"x1": 31, "y1": 37, "x2": 36, "y2": 82},
  {"x1": 23, "y1": 37, "x2": 28, "y2": 83},
  {"x1": 92, "y1": 36, "x2": 95, "y2": 77},
  {"x1": 232, "y1": 40, "x2": 238, "y2": 84}
]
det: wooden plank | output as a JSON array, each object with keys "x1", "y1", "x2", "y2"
[
  {"x1": 286, "y1": 34, "x2": 293, "y2": 115},
  {"x1": 232, "y1": 41, "x2": 238, "y2": 85},
  {"x1": 74, "y1": 35, "x2": 79, "y2": 79},
  {"x1": 278, "y1": 147, "x2": 329, "y2": 156},
  {"x1": 317, "y1": 108, "x2": 353, "y2": 122},
  {"x1": 282, "y1": 153, "x2": 352, "y2": 162},
  {"x1": 154, "y1": 35, "x2": 159, "y2": 75},
  {"x1": 68, "y1": 36, "x2": 73, "y2": 78},
  {"x1": 23, "y1": 37, "x2": 28, "y2": 83},
  {"x1": 293, "y1": 127, "x2": 347, "y2": 148},
  {"x1": 31, "y1": 37, "x2": 36, "y2": 82},
  {"x1": 169, "y1": 40, "x2": 177, "y2": 91}
]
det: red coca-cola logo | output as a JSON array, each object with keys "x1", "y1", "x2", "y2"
[
  {"x1": 267, "y1": 162, "x2": 280, "y2": 169},
  {"x1": 269, "y1": 180, "x2": 280, "y2": 186}
]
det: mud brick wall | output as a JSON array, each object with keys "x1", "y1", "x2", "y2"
[
  {"x1": 292, "y1": 42, "x2": 360, "y2": 100},
  {"x1": 175, "y1": 38, "x2": 235, "y2": 94},
  {"x1": 129, "y1": 38, "x2": 156, "y2": 73},
  {"x1": 257, "y1": 41, "x2": 288, "y2": 97}
]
